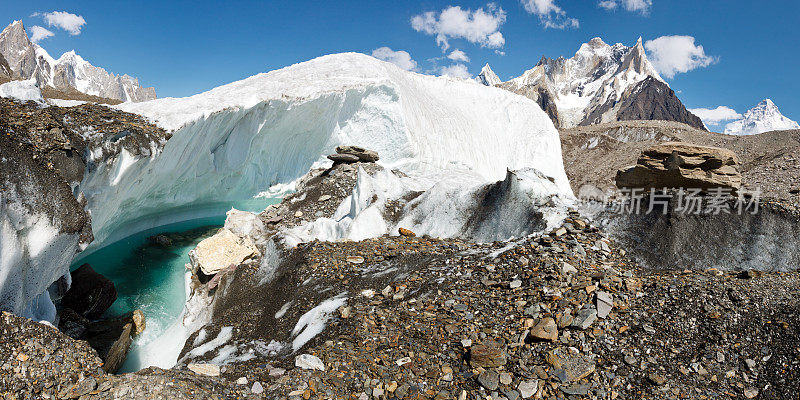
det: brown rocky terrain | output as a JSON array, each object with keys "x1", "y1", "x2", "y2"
[{"x1": 560, "y1": 120, "x2": 800, "y2": 204}]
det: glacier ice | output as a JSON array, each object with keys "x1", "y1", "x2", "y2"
[
  {"x1": 0, "y1": 79, "x2": 44, "y2": 103},
  {"x1": 0, "y1": 52, "x2": 575, "y2": 368},
  {"x1": 83, "y1": 52, "x2": 571, "y2": 248}
]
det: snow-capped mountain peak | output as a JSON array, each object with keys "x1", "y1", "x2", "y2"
[
  {"x1": 496, "y1": 37, "x2": 695, "y2": 129},
  {"x1": 0, "y1": 20, "x2": 156, "y2": 102},
  {"x1": 476, "y1": 63, "x2": 501, "y2": 86},
  {"x1": 724, "y1": 99, "x2": 800, "y2": 135}
]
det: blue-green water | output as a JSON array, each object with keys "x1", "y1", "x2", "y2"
[
  {"x1": 70, "y1": 197, "x2": 285, "y2": 372},
  {"x1": 71, "y1": 216, "x2": 225, "y2": 372}
]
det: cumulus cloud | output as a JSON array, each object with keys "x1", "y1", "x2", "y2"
[
  {"x1": 439, "y1": 64, "x2": 471, "y2": 79},
  {"x1": 520, "y1": 0, "x2": 579, "y2": 29},
  {"x1": 371, "y1": 47, "x2": 418, "y2": 71},
  {"x1": 689, "y1": 106, "x2": 742, "y2": 127},
  {"x1": 644, "y1": 35, "x2": 717, "y2": 78},
  {"x1": 447, "y1": 49, "x2": 470, "y2": 62},
  {"x1": 598, "y1": 0, "x2": 652, "y2": 14},
  {"x1": 29, "y1": 26, "x2": 54, "y2": 43},
  {"x1": 34, "y1": 11, "x2": 86, "y2": 35},
  {"x1": 411, "y1": 4, "x2": 506, "y2": 51}
]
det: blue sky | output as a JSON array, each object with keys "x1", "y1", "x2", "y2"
[{"x1": 5, "y1": 1, "x2": 800, "y2": 127}]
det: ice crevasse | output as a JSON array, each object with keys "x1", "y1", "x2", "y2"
[{"x1": 89, "y1": 52, "x2": 573, "y2": 246}]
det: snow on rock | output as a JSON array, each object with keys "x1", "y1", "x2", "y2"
[
  {"x1": 81, "y1": 52, "x2": 569, "y2": 246},
  {"x1": 476, "y1": 63, "x2": 501, "y2": 86},
  {"x1": 291, "y1": 295, "x2": 347, "y2": 351},
  {"x1": 0, "y1": 21, "x2": 156, "y2": 102},
  {"x1": 0, "y1": 79, "x2": 44, "y2": 103},
  {"x1": 723, "y1": 99, "x2": 800, "y2": 135},
  {"x1": 501, "y1": 37, "x2": 662, "y2": 128},
  {"x1": 282, "y1": 166, "x2": 569, "y2": 247}
]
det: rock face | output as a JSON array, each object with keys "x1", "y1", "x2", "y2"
[
  {"x1": 61, "y1": 264, "x2": 118, "y2": 319},
  {"x1": 593, "y1": 77, "x2": 705, "y2": 130},
  {"x1": 190, "y1": 229, "x2": 259, "y2": 276},
  {"x1": 615, "y1": 142, "x2": 741, "y2": 190},
  {"x1": 498, "y1": 38, "x2": 704, "y2": 130},
  {"x1": 0, "y1": 20, "x2": 156, "y2": 102},
  {"x1": 0, "y1": 52, "x2": 11, "y2": 79}
]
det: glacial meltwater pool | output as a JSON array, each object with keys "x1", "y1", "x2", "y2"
[{"x1": 70, "y1": 216, "x2": 224, "y2": 372}]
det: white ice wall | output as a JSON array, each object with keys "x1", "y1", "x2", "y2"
[{"x1": 85, "y1": 53, "x2": 570, "y2": 246}]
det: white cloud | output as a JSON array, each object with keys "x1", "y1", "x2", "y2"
[
  {"x1": 35, "y1": 11, "x2": 86, "y2": 35},
  {"x1": 689, "y1": 106, "x2": 742, "y2": 126},
  {"x1": 439, "y1": 64, "x2": 471, "y2": 79},
  {"x1": 29, "y1": 26, "x2": 54, "y2": 43},
  {"x1": 447, "y1": 49, "x2": 470, "y2": 62},
  {"x1": 371, "y1": 47, "x2": 418, "y2": 71},
  {"x1": 520, "y1": 0, "x2": 579, "y2": 29},
  {"x1": 644, "y1": 35, "x2": 717, "y2": 78},
  {"x1": 598, "y1": 1, "x2": 618, "y2": 10},
  {"x1": 411, "y1": 4, "x2": 506, "y2": 51},
  {"x1": 597, "y1": 0, "x2": 652, "y2": 14}
]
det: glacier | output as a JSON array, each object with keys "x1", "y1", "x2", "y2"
[
  {"x1": 88, "y1": 52, "x2": 571, "y2": 247},
  {"x1": 2, "y1": 52, "x2": 574, "y2": 371},
  {"x1": 0, "y1": 78, "x2": 44, "y2": 103}
]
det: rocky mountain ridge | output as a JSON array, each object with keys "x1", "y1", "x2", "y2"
[
  {"x1": 0, "y1": 20, "x2": 156, "y2": 103},
  {"x1": 478, "y1": 38, "x2": 705, "y2": 130}
]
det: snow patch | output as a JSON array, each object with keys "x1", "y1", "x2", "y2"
[{"x1": 291, "y1": 294, "x2": 347, "y2": 351}]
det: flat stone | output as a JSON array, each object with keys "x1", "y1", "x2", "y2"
[
  {"x1": 499, "y1": 372, "x2": 513, "y2": 385},
  {"x1": 470, "y1": 340, "x2": 506, "y2": 368},
  {"x1": 560, "y1": 384, "x2": 591, "y2": 396},
  {"x1": 328, "y1": 153, "x2": 360, "y2": 163},
  {"x1": 596, "y1": 292, "x2": 613, "y2": 319},
  {"x1": 188, "y1": 363, "x2": 220, "y2": 376},
  {"x1": 251, "y1": 382, "x2": 264, "y2": 394},
  {"x1": 510, "y1": 279, "x2": 522, "y2": 289},
  {"x1": 318, "y1": 194, "x2": 332, "y2": 202},
  {"x1": 571, "y1": 308, "x2": 598, "y2": 330},
  {"x1": 295, "y1": 354, "x2": 325, "y2": 371},
  {"x1": 477, "y1": 370, "x2": 499, "y2": 391},
  {"x1": 550, "y1": 349, "x2": 596, "y2": 383},
  {"x1": 530, "y1": 317, "x2": 558, "y2": 342},
  {"x1": 518, "y1": 380, "x2": 538, "y2": 399},
  {"x1": 336, "y1": 145, "x2": 380, "y2": 162},
  {"x1": 347, "y1": 256, "x2": 365, "y2": 264}
]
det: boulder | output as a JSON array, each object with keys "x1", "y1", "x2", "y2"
[
  {"x1": 327, "y1": 153, "x2": 360, "y2": 163},
  {"x1": 335, "y1": 145, "x2": 379, "y2": 162},
  {"x1": 615, "y1": 142, "x2": 741, "y2": 191},
  {"x1": 191, "y1": 229, "x2": 260, "y2": 276},
  {"x1": 76, "y1": 311, "x2": 145, "y2": 373},
  {"x1": 61, "y1": 264, "x2": 117, "y2": 320}
]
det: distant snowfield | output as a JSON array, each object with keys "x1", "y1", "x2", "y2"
[{"x1": 86, "y1": 52, "x2": 573, "y2": 246}]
